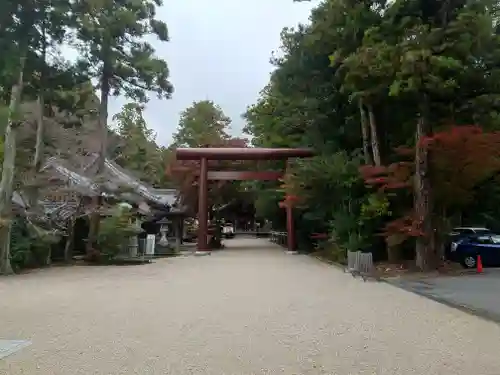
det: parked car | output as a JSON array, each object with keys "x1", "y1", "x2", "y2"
[
  {"x1": 445, "y1": 227, "x2": 492, "y2": 260},
  {"x1": 449, "y1": 233, "x2": 500, "y2": 268},
  {"x1": 449, "y1": 227, "x2": 492, "y2": 237},
  {"x1": 222, "y1": 223, "x2": 235, "y2": 239}
]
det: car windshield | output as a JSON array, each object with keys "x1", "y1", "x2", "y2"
[
  {"x1": 474, "y1": 229, "x2": 492, "y2": 235},
  {"x1": 451, "y1": 228, "x2": 474, "y2": 235},
  {"x1": 475, "y1": 235, "x2": 493, "y2": 244},
  {"x1": 490, "y1": 235, "x2": 500, "y2": 244}
]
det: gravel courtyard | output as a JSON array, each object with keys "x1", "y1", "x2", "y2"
[{"x1": 1, "y1": 237, "x2": 499, "y2": 375}]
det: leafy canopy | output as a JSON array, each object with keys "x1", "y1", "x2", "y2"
[{"x1": 73, "y1": 0, "x2": 173, "y2": 102}]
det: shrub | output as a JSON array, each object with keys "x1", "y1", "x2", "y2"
[
  {"x1": 10, "y1": 218, "x2": 61, "y2": 272},
  {"x1": 95, "y1": 205, "x2": 143, "y2": 262}
]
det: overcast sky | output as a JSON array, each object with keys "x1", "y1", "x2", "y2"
[{"x1": 106, "y1": 0, "x2": 317, "y2": 146}]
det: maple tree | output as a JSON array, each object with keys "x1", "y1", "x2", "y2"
[{"x1": 360, "y1": 125, "x2": 500, "y2": 261}]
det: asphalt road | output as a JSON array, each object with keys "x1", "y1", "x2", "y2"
[{"x1": 388, "y1": 269, "x2": 500, "y2": 323}]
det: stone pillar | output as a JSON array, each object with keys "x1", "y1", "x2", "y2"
[{"x1": 128, "y1": 217, "x2": 140, "y2": 257}]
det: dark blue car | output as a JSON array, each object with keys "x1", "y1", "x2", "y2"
[{"x1": 450, "y1": 234, "x2": 500, "y2": 268}]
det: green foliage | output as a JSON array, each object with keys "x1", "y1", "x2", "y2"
[
  {"x1": 96, "y1": 205, "x2": 143, "y2": 261},
  {"x1": 73, "y1": 0, "x2": 173, "y2": 102},
  {"x1": 245, "y1": 0, "x2": 500, "y2": 268},
  {"x1": 72, "y1": 0, "x2": 173, "y2": 256},
  {"x1": 112, "y1": 102, "x2": 167, "y2": 186},
  {"x1": 10, "y1": 220, "x2": 34, "y2": 272},
  {"x1": 173, "y1": 100, "x2": 231, "y2": 147},
  {"x1": 0, "y1": 127, "x2": 4, "y2": 163},
  {"x1": 0, "y1": 0, "x2": 175, "y2": 273},
  {"x1": 168, "y1": 100, "x2": 248, "y2": 213},
  {"x1": 0, "y1": 0, "x2": 87, "y2": 105},
  {"x1": 290, "y1": 153, "x2": 365, "y2": 221},
  {"x1": 254, "y1": 186, "x2": 285, "y2": 228},
  {"x1": 10, "y1": 218, "x2": 61, "y2": 272},
  {"x1": 284, "y1": 152, "x2": 376, "y2": 256},
  {"x1": 360, "y1": 193, "x2": 391, "y2": 222}
]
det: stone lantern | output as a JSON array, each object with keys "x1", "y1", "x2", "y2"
[{"x1": 157, "y1": 217, "x2": 170, "y2": 247}]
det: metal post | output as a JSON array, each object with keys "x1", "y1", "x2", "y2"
[{"x1": 196, "y1": 157, "x2": 209, "y2": 254}]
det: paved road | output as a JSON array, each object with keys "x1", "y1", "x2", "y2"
[
  {"x1": 389, "y1": 269, "x2": 500, "y2": 323},
  {"x1": 1, "y1": 237, "x2": 500, "y2": 374}
]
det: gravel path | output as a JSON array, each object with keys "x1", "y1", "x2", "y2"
[{"x1": 1, "y1": 237, "x2": 499, "y2": 374}]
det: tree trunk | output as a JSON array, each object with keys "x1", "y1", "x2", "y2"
[
  {"x1": 358, "y1": 99, "x2": 373, "y2": 165},
  {"x1": 86, "y1": 57, "x2": 111, "y2": 256},
  {"x1": 64, "y1": 218, "x2": 75, "y2": 263},
  {"x1": 27, "y1": 15, "x2": 47, "y2": 208},
  {"x1": 387, "y1": 245, "x2": 400, "y2": 264},
  {"x1": 366, "y1": 103, "x2": 381, "y2": 166},
  {"x1": 28, "y1": 94, "x2": 45, "y2": 209},
  {"x1": 386, "y1": 233, "x2": 405, "y2": 264},
  {"x1": 433, "y1": 207, "x2": 448, "y2": 265},
  {"x1": 34, "y1": 21, "x2": 46, "y2": 176},
  {"x1": 0, "y1": 55, "x2": 27, "y2": 275},
  {"x1": 34, "y1": 95, "x2": 44, "y2": 172},
  {"x1": 414, "y1": 104, "x2": 434, "y2": 271}
]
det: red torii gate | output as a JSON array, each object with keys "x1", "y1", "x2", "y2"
[{"x1": 175, "y1": 147, "x2": 315, "y2": 254}]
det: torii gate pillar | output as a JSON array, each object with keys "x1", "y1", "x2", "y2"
[
  {"x1": 285, "y1": 161, "x2": 295, "y2": 253},
  {"x1": 197, "y1": 157, "x2": 209, "y2": 252}
]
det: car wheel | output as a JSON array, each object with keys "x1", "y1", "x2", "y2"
[{"x1": 462, "y1": 255, "x2": 477, "y2": 269}]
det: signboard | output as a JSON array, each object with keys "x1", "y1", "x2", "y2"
[{"x1": 145, "y1": 234, "x2": 156, "y2": 255}]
